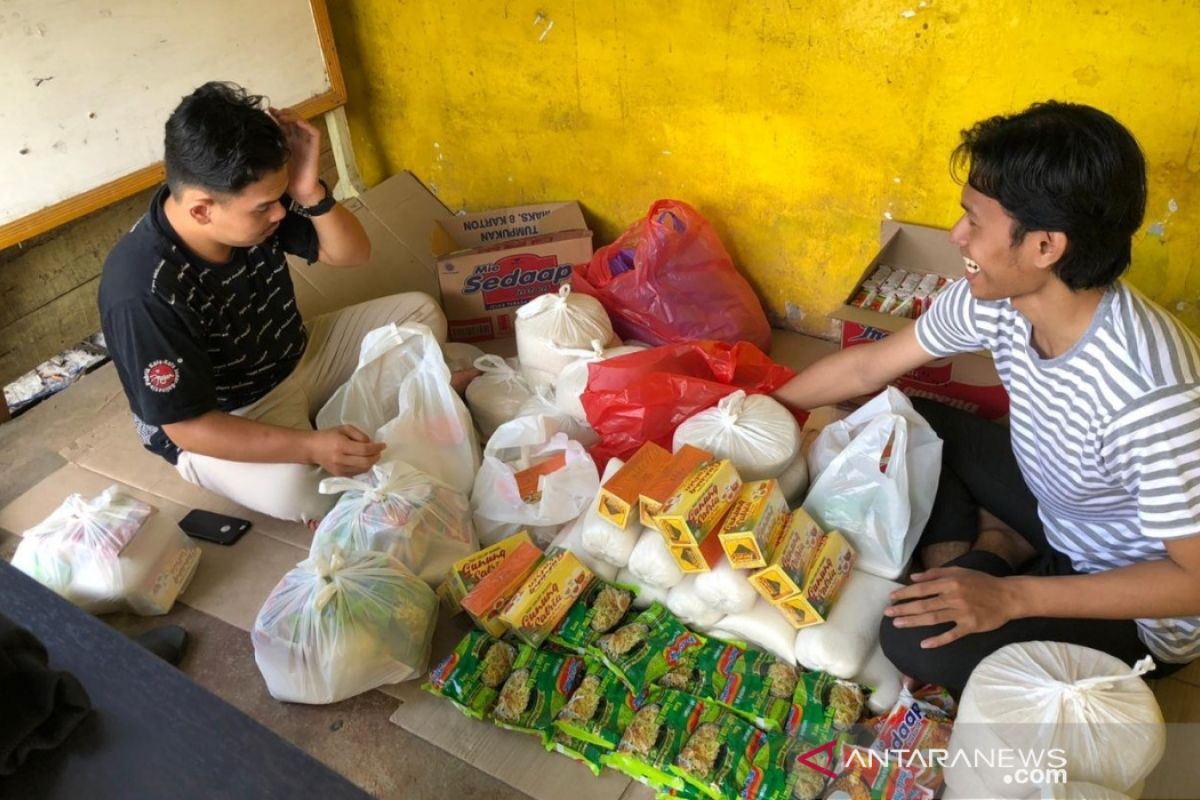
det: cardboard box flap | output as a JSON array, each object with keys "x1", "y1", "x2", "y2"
[{"x1": 433, "y1": 202, "x2": 588, "y2": 256}]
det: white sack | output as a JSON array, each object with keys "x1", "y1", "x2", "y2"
[
  {"x1": 854, "y1": 643, "x2": 903, "y2": 715},
  {"x1": 709, "y1": 598, "x2": 797, "y2": 665},
  {"x1": 802, "y1": 387, "x2": 942, "y2": 580},
  {"x1": 465, "y1": 355, "x2": 534, "y2": 441},
  {"x1": 12, "y1": 486, "x2": 198, "y2": 616},
  {"x1": 626, "y1": 527, "x2": 684, "y2": 590},
  {"x1": 440, "y1": 342, "x2": 486, "y2": 372},
  {"x1": 692, "y1": 556, "x2": 758, "y2": 615},
  {"x1": 947, "y1": 642, "x2": 1165, "y2": 798},
  {"x1": 311, "y1": 461, "x2": 479, "y2": 586},
  {"x1": 578, "y1": 457, "x2": 638, "y2": 567},
  {"x1": 549, "y1": 511, "x2": 620, "y2": 582},
  {"x1": 665, "y1": 576, "x2": 724, "y2": 630},
  {"x1": 515, "y1": 285, "x2": 615, "y2": 390},
  {"x1": 316, "y1": 323, "x2": 480, "y2": 495},
  {"x1": 252, "y1": 548, "x2": 438, "y2": 704},
  {"x1": 554, "y1": 340, "x2": 648, "y2": 421},
  {"x1": 471, "y1": 423, "x2": 600, "y2": 547},
  {"x1": 673, "y1": 390, "x2": 801, "y2": 481},
  {"x1": 617, "y1": 566, "x2": 670, "y2": 610},
  {"x1": 794, "y1": 569, "x2": 900, "y2": 679},
  {"x1": 775, "y1": 448, "x2": 810, "y2": 506}
]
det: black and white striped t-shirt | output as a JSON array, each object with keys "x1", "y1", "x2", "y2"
[{"x1": 916, "y1": 278, "x2": 1200, "y2": 663}]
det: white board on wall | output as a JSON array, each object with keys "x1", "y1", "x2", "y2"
[{"x1": 0, "y1": 0, "x2": 344, "y2": 247}]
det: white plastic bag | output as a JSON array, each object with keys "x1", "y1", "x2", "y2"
[
  {"x1": 12, "y1": 486, "x2": 198, "y2": 616},
  {"x1": 515, "y1": 285, "x2": 616, "y2": 390},
  {"x1": 947, "y1": 642, "x2": 1165, "y2": 798},
  {"x1": 465, "y1": 355, "x2": 534, "y2": 441},
  {"x1": 252, "y1": 548, "x2": 437, "y2": 704},
  {"x1": 692, "y1": 556, "x2": 758, "y2": 615},
  {"x1": 316, "y1": 323, "x2": 481, "y2": 495},
  {"x1": 311, "y1": 461, "x2": 479, "y2": 586},
  {"x1": 516, "y1": 385, "x2": 599, "y2": 447},
  {"x1": 794, "y1": 569, "x2": 900, "y2": 679},
  {"x1": 666, "y1": 576, "x2": 723, "y2": 630},
  {"x1": 708, "y1": 598, "x2": 798, "y2": 665},
  {"x1": 776, "y1": 449, "x2": 810, "y2": 506},
  {"x1": 626, "y1": 527, "x2": 684, "y2": 590},
  {"x1": 673, "y1": 390, "x2": 801, "y2": 481},
  {"x1": 471, "y1": 425, "x2": 600, "y2": 547},
  {"x1": 617, "y1": 566, "x2": 671, "y2": 610},
  {"x1": 554, "y1": 340, "x2": 647, "y2": 421},
  {"x1": 549, "y1": 511, "x2": 620, "y2": 582},
  {"x1": 577, "y1": 458, "x2": 639, "y2": 567},
  {"x1": 802, "y1": 388, "x2": 942, "y2": 579}
]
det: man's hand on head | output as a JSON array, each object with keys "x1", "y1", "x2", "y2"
[
  {"x1": 307, "y1": 425, "x2": 386, "y2": 477},
  {"x1": 268, "y1": 106, "x2": 324, "y2": 207}
]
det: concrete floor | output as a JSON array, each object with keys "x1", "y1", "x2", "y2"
[{"x1": 0, "y1": 364, "x2": 528, "y2": 800}]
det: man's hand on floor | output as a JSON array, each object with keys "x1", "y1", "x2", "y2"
[{"x1": 308, "y1": 425, "x2": 385, "y2": 477}]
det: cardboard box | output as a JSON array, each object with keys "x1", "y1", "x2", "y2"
[
  {"x1": 433, "y1": 202, "x2": 593, "y2": 342},
  {"x1": 639, "y1": 445, "x2": 714, "y2": 530},
  {"x1": 460, "y1": 540, "x2": 544, "y2": 637},
  {"x1": 833, "y1": 221, "x2": 1009, "y2": 420},
  {"x1": 750, "y1": 530, "x2": 856, "y2": 629},
  {"x1": 499, "y1": 550, "x2": 594, "y2": 647},
  {"x1": 715, "y1": 480, "x2": 789, "y2": 570},
  {"x1": 439, "y1": 530, "x2": 533, "y2": 614},
  {"x1": 653, "y1": 459, "x2": 743, "y2": 548},
  {"x1": 597, "y1": 442, "x2": 671, "y2": 530}
]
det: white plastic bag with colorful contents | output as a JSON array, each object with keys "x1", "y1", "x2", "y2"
[
  {"x1": 672, "y1": 390, "x2": 801, "y2": 481},
  {"x1": 12, "y1": 486, "x2": 199, "y2": 616},
  {"x1": 252, "y1": 548, "x2": 438, "y2": 705},
  {"x1": 802, "y1": 388, "x2": 942, "y2": 579},
  {"x1": 316, "y1": 323, "x2": 480, "y2": 496},
  {"x1": 515, "y1": 285, "x2": 616, "y2": 390},
  {"x1": 311, "y1": 461, "x2": 479, "y2": 586}
]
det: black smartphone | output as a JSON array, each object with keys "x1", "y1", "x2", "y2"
[{"x1": 179, "y1": 509, "x2": 252, "y2": 545}]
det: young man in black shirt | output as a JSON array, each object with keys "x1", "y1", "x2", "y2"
[{"x1": 99, "y1": 82, "x2": 447, "y2": 522}]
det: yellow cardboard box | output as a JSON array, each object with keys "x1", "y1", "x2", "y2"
[
  {"x1": 715, "y1": 480, "x2": 788, "y2": 570},
  {"x1": 438, "y1": 530, "x2": 533, "y2": 614},
  {"x1": 750, "y1": 526, "x2": 856, "y2": 629},
  {"x1": 597, "y1": 442, "x2": 672, "y2": 530},
  {"x1": 653, "y1": 459, "x2": 742, "y2": 547},
  {"x1": 499, "y1": 550, "x2": 594, "y2": 647},
  {"x1": 460, "y1": 540, "x2": 544, "y2": 637},
  {"x1": 638, "y1": 445, "x2": 713, "y2": 530}
]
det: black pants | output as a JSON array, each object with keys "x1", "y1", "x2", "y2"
[{"x1": 878, "y1": 397, "x2": 1187, "y2": 691}]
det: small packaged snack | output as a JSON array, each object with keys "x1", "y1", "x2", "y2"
[
  {"x1": 786, "y1": 671, "x2": 867, "y2": 744},
  {"x1": 592, "y1": 602, "x2": 706, "y2": 691},
  {"x1": 439, "y1": 531, "x2": 533, "y2": 614},
  {"x1": 869, "y1": 690, "x2": 954, "y2": 793},
  {"x1": 822, "y1": 745, "x2": 935, "y2": 800},
  {"x1": 672, "y1": 711, "x2": 770, "y2": 799},
  {"x1": 460, "y1": 539, "x2": 544, "y2": 636},
  {"x1": 492, "y1": 645, "x2": 586, "y2": 741},
  {"x1": 423, "y1": 630, "x2": 518, "y2": 719},
  {"x1": 550, "y1": 579, "x2": 636, "y2": 653},
  {"x1": 715, "y1": 479, "x2": 789, "y2": 570},
  {"x1": 653, "y1": 460, "x2": 743, "y2": 548},
  {"x1": 555, "y1": 659, "x2": 645, "y2": 747},
  {"x1": 604, "y1": 688, "x2": 721, "y2": 792},
  {"x1": 598, "y1": 442, "x2": 672, "y2": 530}
]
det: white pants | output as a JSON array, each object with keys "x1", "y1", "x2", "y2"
[{"x1": 175, "y1": 292, "x2": 447, "y2": 522}]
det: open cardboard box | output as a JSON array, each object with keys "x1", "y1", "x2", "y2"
[{"x1": 834, "y1": 221, "x2": 1010, "y2": 420}]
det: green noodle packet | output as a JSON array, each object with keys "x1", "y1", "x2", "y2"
[
  {"x1": 602, "y1": 687, "x2": 721, "y2": 793},
  {"x1": 423, "y1": 630, "x2": 518, "y2": 720},
  {"x1": 655, "y1": 781, "x2": 707, "y2": 800},
  {"x1": 591, "y1": 602, "x2": 705, "y2": 692},
  {"x1": 492, "y1": 644, "x2": 586, "y2": 741},
  {"x1": 672, "y1": 711, "x2": 771, "y2": 800},
  {"x1": 738, "y1": 731, "x2": 833, "y2": 800},
  {"x1": 550, "y1": 580, "x2": 636, "y2": 654},
  {"x1": 547, "y1": 730, "x2": 607, "y2": 777},
  {"x1": 659, "y1": 639, "x2": 799, "y2": 732},
  {"x1": 784, "y1": 670, "x2": 866, "y2": 744},
  {"x1": 555, "y1": 658, "x2": 646, "y2": 748}
]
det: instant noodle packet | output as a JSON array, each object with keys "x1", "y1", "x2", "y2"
[
  {"x1": 672, "y1": 711, "x2": 770, "y2": 800},
  {"x1": 555, "y1": 658, "x2": 645, "y2": 748},
  {"x1": 785, "y1": 671, "x2": 867, "y2": 745},
  {"x1": 550, "y1": 579, "x2": 636, "y2": 654},
  {"x1": 603, "y1": 687, "x2": 721, "y2": 793},
  {"x1": 548, "y1": 730, "x2": 607, "y2": 777},
  {"x1": 423, "y1": 630, "x2": 518, "y2": 719},
  {"x1": 659, "y1": 639, "x2": 799, "y2": 732},
  {"x1": 592, "y1": 601, "x2": 705, "y2": 691},
  {"x1": 492, "y1": 644, "x2": 586, "y2": 741}
]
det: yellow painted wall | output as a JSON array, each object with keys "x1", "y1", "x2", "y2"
[{"x1": 328, "y1": 1, "x2": 1200, "y2": 337}]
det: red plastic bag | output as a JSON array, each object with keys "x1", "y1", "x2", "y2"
[
  {"x1": 572, "y1": 200, "x2": 772, "y2": 352},
  {"x1": 580, "y1": 341, "x2": 796, "y2": 467}
]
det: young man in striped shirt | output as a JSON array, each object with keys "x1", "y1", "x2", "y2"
[{"x1": 775, "y1": 101, "x2": 1200, "y2": 690}]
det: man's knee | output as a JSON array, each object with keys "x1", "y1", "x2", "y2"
[
  {"x1": 878, "y1": 615, "x2": 973, "y2": 691},
  {"x1": 395, "y1": 292, "x2": 447, "y2": 343},
  {"x1": 270, "y1": 465, "x2": 337, "y2": 523}
]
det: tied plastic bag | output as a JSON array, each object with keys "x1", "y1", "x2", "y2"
[
  {"x1": 802, "y1": 388, "x2": 942, "y2": 580},
  {"x1": 465, "y1": 355, "x2": 534, "y2": 441},
  {"x1": 708, "y1": 598, "x2": 797, "y2": 665},
  {"x1": 471, "y1": 422, "x2": 600, "y2": 547},
  {"x1": 571, "y1": 199, "x2": 772, "y2": 352},
  {"x1": 252, "y1": 548, "x2": 437, "y2": 705},
  {"x1": 554, "y1": 340, "x2": 648, "y2": 421},
  {"x1": 311, "y1": 461, "x2": 479, "y2": 586},
  {"x1": 673, "y1": 390, "x2": 801, "y2": 481},
  {"x1": 316, "y1": 323, "x2": 480, "y2": 496},
  {"x1": 12, "y1": 486, "x2": 198, "y2": 616},
  {"x1": 947, "y1": 642, "x2": 1165, "y2": 798},
  {"x1": 516, "y1": 385, "x2": 599, "y2": 448},
  {"x1": 515, "y1": 285, "x2": 616, "y2": 390},
  {"x1": 794, "y1": 569, "x2": 900, "y2": 679},
  {"x1": 626, "y1": 527, "x2": 684, "y2": 590},
  {"x1": 579, "y1": 340, "x2": 796, "y2": 467}
]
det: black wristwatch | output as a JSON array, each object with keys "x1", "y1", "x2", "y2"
[{"x1": 292, "y1": 179, "x2": 335, "y2": 218}]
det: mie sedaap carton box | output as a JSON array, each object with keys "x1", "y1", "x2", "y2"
[{"x1": 433, "y1": 202, "x2": 593, "y2": 342}]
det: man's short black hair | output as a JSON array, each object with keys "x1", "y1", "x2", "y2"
[
  {"x1": 951, "y1": 101, "x2": 1147, "y2": 290},
  {"x1": 164, "y1": 81, "x2": 288, "y2": 197}
]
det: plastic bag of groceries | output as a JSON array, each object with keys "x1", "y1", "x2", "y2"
[
  {"x1": 471, "y1": 418, "x2": 600, "y2": 547},
  {"x1": 515, "y1": 285, "x2": 617, "y2": 390},
  {"x1": 802, "y1": 388, "x2": 941, "y2": 579},
  {"x1": 465, "y1": 355, "x2": 534, "y2": 441},
  {"x1": 12, "y1": 486, "x2": 199, "y2": 615},
  {"x1": 316, "y1": 323, "x2": 480, "y2": 495},
  {"x1": 311, "y1": 461, "x2": 478, "y2": 585},
  {"x1": 252, "y1": 548, "x2": 437, "y2": 704}
]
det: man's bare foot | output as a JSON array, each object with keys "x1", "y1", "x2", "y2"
[
  {"x1": 450, "y1": 367, "x2": 480, "y2": 397},
  {"x1": 973, "y1": 527, "x2": 1036, "y2": 569},
  {"x1": 919, "y1": 541, "x2": 971, "y2": 571}
]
